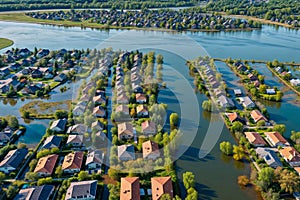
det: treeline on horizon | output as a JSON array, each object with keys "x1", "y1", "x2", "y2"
[{"x1": 0, "y1": 0, "x2": 199, "y2": 11}]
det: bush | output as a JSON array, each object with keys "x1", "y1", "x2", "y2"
[
  {"x1": 219, "y1": 141, "x2": 233, "y2": 155},
  {"x1": 238, "y1": 175, "x2": 250, "y2": 187}
]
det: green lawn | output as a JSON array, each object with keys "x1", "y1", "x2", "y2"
[{"x1": 0, "y1": 38, "x2": 14, "y2": 50}]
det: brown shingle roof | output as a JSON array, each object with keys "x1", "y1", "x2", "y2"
[
  {"x1": 264, "y1": 132, "x2": 289, "y2": 146},
  {"x1": 62, "y1": 151, "x2": 84, "y2": 170},
  {"x1": 279, "y1": 147, "x2": 300, "y2": 162},
  {"x1": 244, "y1": 132, "x2": 266, "y2": 146},
  {"x1": 142, "y1": 141, "x2": 160, "y2": 159},
  {"x1": 120, "y1": 177, "x2": 140, "y2": 200},
  {"x1": 34, "y1": 154, "x2": 58, "y2": 174},
  {"x1": 250, "y1": 110, "x2": 267, "y2": 123},
  {"x1": 151, "y1": 177, "x2": 173, "y2": 200}
]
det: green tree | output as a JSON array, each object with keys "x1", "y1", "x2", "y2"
[
  {"x1": 54, "y1": 110, "x2": 68, "y2": 119},
  {"x1": 185, "y1": 188, "x2": 198, "y2": 200},
  {"x1": 7, "y1": 85, "x2": 16, "y2": 97},
  {"x1": 25, "y1": 172, "x2": 39, "y2": 181},
  {"x1": 78, "y1": 171, "x2": 89, "y2": 181},
  {"x1": 273, "y1": 124, "x2": 286, "y2": 134},
  {"x1": 219, "y1": 141, "x2": 233, "y2": 155},
  {"x1": 233, "y1": 145, "x2": 245, "y2": 161},
  {"x1": 231, "y1": 121, "x2": 243, "y2": 133},
  {"x1": 6, "y1": 115, "x2": 19, "y2": 129},
  {"x1": 170, "y1": 113, "x2": 179, "y2": 127},
  {"x1": 258, "y1": 167, "x2": 274, "y2": 189},
  {"x1": 29, "y1": 159, "x2": 37, "y2": 172},
  {"x1": 0, "y1": 172, "x2": 5, "y2": 184},
  {"x1": 37, "y1": 177, "x2": 53, "y2": 186},
  {"x1": 55, "y1": 166, "x2": 63, "y2": 178},
  {"x1": 202, "y1": 100, "x2": 212, "y2": 112},
  {"x1": 278, "y1": 169, "x2": 300, "y2": 194},
  {"x1": 183, "y1": 171, "x2": 195, "y2": 190}
]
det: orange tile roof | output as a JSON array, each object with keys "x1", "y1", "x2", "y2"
[
  {"x1": 151, "y1": 177, "x2": 173, "y2": 200},
  {"x1": 279, "y1": 147, "x2": 300, "y2": 162},
  {"x1": 118, "y1": 122, "x2": 134, "y2": 137},
  {"x1": 250, "y1": 110, "x2": 267, "y2": 123},
  {"x1": 244, "y1": 132, "x2": 266, "y2": 146},
  {"x1": 62, "y1": 151, "x2": 84, "y2": 170},
  {"x1": 136, "y1": 105, "x2": 148, "y2": 114},
  {"x1": 34, "y1": 154, "x2": 58, "y2": 174},
  {"x1": 135, "y1": 93, "x2": 147, "y2": 101},
  {"x1": 142, "y1": 141, "x2": 160, "y2": 159},
  {"x1": 120, "y1": 177, "x2": 140, "y2": 200},
  {"x1": 264, "y1": 132, "x2": 289, "y2": 146},
  {"x1": 226, "y1": 112, "x2": 238, "y2": 123}
]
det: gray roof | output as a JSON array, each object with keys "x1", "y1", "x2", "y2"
[
  {"x1": 255, "y1": 147, "x2": 282, "y2": 168},
  {"x1": 0, "y1": 148, "x2": 28, "y2": 169},
  {"x1": 14, "y1": 185, "x2": 55, "y2": 200},
  {"x1": 218, "y1": 95, "x2": 235, "y2": 108},
  {"x1": 118, "y1": 144, "x2": 135, "y2": 161},
  {"x1": 41, "y1": 135, "x2": 62, "y2": 149},
  {"x1": 50, "y1": 119, "x2": 67, "y2": 131},
  {"x1": 85, "y1": 150, "x2": 104, "y2": 166},
  {"x1": 65, "y1": 180, "x2": 98, "y2": 200}
]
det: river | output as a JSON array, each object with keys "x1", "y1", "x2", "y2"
[{"x1": 0, "y1": 21, "x2": 300, "y2": 199}]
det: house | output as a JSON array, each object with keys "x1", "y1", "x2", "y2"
[
  {"x1": 141, "y1": 120, "x2": 156, "y2": 135},
  {"x1": 244, "y1": 132, "x2": 267, "y2": 147},
  {"x1": 21, "y1": 84, "x2": 40, "y2": 95},
  {"x1": 85, "y1": 150, "x2": 104, "y2": 170},
  {"x1": 214, "y1": 89, "x2": 225, "y2": 98},
  {"x1": 115, "y1": 105, "x2": 129, "y2": 115},
  {"x1": 290, "y1": 79, "x2": 300, "y2": 86},
  {"x1": 279, "y1": 147, "x2": 300, "y2": 167},
  {"x1": 0, "y1": 130, "x2": 13, "y2": 146},
  {"x1": 120, "y1": 177, "x2": 140, "y2": 200},
  {"x1": 93, "y1": 106, "x2": 106, "y2": 118},
  {"x1": 41, "y1": 135, "x2": 62, "y2": 149},
  {"x1": 37, "y1": 49, "x2": 50, "y2": 58},
  {"x1": 151, "y1": 177, "x2": 173, "y2": 200},
  {"x1": 142, "y1": 141, "x2": 160, "y2": 160},
  {"x1": 67, "y1": 124, "x2": 87, "y2": 135},
  {"x1": 66, "y1": 135, "x2": 84, "y2": 147},
  {"x1": 136, "y1": 105, "x2": 149, "y2": 117},
  {"x1": 93, "y1": 95, "x2": 106, "y2": 105},
  {"x1": 91, "y1": 121, "x2": 104, "y2": 132},
  {"x1": 14, "y1": 185, "x2": 55, "y2": 200},
  {"x1": 135, "y1": 93, "x2": 147, "y2": 104},
  {"x1": 80, "y1": 94, "x2": 91, "y2": 102},
  {"x1": 233, "y1": 89, "x2": 242, "y2": 96},
  {"x1": 118, "y1": 122, "x2": 134, "y2": 140},
  {"x1": 118, "y1": 144, "x2": 135, "y2": 161},
  {"x1": 248, "y1": 73, "x2": 258, "y2": 81},
  {"x1": 0, "y1": 148, "x2": 28, "y2": 174},
  {"x1": 62, "y1": 151, "x2": 84, "y2": 173},
  {"x1": 225, "y1": 112, "x2": 245, "y2": 124},
  {"x1": 117, "y1": 93, "x2": 129, "y2": 104},
  {"x1": 250, "y1": 110, "x2": 267, "y2": 123},
  {"x1": 50, "y1": 118, "x2": 67, "y2": 132},
  {"x1": 218, "y1": 95, "x2": 235, "y2": 109},
  {"x1": 253, "y1": 80, "x2": 261, "y2": 87},
  {"x1": 237, "y1": 64, "x2": 247, "y2": 72},
  {"x1": 31, "y1": 68, "x2": 43, "y2": 78},
  {"x1": 133, "y1": 85, "x2": 143, "y2": 93},
  {"x1": 266, "y1": 88, "x2": 276, "y2": 95},
  {"x1": 72, "y1": 105, "x2": 85, "y2": 116},
  {"x1": 264, "y1": 132, "x2": 290, "y2": 147},
  {"x1": 34, "y1": 154, "x2": 59, "y2": 177},
  {"x1": 65, "y1": 180, "x2": 98, "y2": 200},
  {"x1": 54, "y1": 73, "x2": 68, "y2": 82},
  {"x1": 255, "y1": 147, "x2": 283, "y2": 168},
  {"x1": 239, "y1": 96, "x2": 256, "y2": 109}
]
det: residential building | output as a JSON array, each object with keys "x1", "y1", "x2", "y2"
[
  {"x1": 62, "y1": 151, "x2": 84, "y2": 173},
  {"x1": 142, "y1": 141, "x2": 160, "y2": 160},
  {"x1": 93, "y1": 106, "x2": 106, "y2": 118},
  {"x1": 0, "y1": 148, "x2": 28, "y2": 174},
  {"x1": 14, "y1": 185, "x2": 55, "y2": 200},
  {"x1": 85, "y1": 150, "x2": 104, "y2": 170},
  {"x1": 218, "y1": 95, "x2": 235, "y2": 109},
  {"x1": 239, "y1": 96, "x2": 255, "y2": 109},
  {"x1": 151, "y1": 177, "x2": 173, "y2": 200},
  {"x1": 65, "y1": 180, "x2": 98, "y2": 200},
  {"x1": 244, "y1": 132, "x2": 267, "y2": 147},
  {"x1": 225, "y1": 112, "x2": 245, "y2": 124},
  {"x1": 136, "y1": 105, "x2": 149, "y2": 117},
  {"x1": 118, "y1": 122, "x2": 134, "y2": 140},
  {"x1": 135, "y1": 93, "x2": 147, "y2": 104},
  {"x1": 66, "y1": 135, "x2": 84, "y2": 147},
  {"x1": 250, "y1": 110, "x2": 267, "y2": 123},
  {"x1": 50, "y1": 118, "x2": 67, "y2": 132},
  {"x1": 264, "y1": 132, "x2": 290, "y2": 147},
  {"x1": 41, "y1": 135, "x2": 62, "y2": 149},
  {"x1": 34, "y1": 154, "x2": 59, "y2": 177},
  {"x1": 118, "y1": 144, "x2": 135, "y2": 161},
  {"x1": 141, "y1": 120, "x2": 156, "y2": 135},
  {"x1": 120, "y1": 177, "x2": 140, "y2": 200},
  {"x1": 255, "y1": 147, "x2": 283, "y2": 168},
  {"x1": 279, "y1": 147, "x2": 300, "y2": 167}
]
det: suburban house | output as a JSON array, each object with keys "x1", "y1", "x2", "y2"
[
  {"x1": 136, "y1": 105, "x2": 149, "y2": 117},
  {"x1": 142, "y1": 140, "x2": 160, "y2": 160},
  {"x1": 65, "y1": 180, "x2": 98, "y2": 200},
  {"x1": 0, "y1": 148, "x2": 28, "y2": 174},
  {"x1": 266, "y1": 88, "x2": 276, "y2": 95},
  {"x1": 279, "y1": 147, "x2": 300, "y2": 167},
  {"x1": 91, "y1": 121, "x2": 104, "y2": 131},
  {"x1": 244, "y1": 132, "x2": 267, "y2": 147},
  {"x1": 50, "y1": 118, "x2": 67, "y2": 132},
  {"x1": 233, "y1": 89, "x2": 242, "y2": 96},
  {"x1": 41, "y1": 135, "x2": 62, "y2": 149},
  {"x1": 120, "y1": 177, "x2": 140, "y2": 200},
  {"x1": 54, "y1": 73, "x2": 68, "y2": 82},
  {"x1": 93, "y1": 106, "x2": 106, "y2": 118},
  {"x1": 218, "y1": 95, "x2": 235, "y2": 109},
  {"x1": 225, "y1": 112, "x2": 245, "y2": 124},
  {"x1": 34, "y1": 154, "x2": 59, "y2": 177},
  {"x1": 73, "y1": 105, "x2": 85, "y2": 116},
  {"x1": 67, "y1": 124, "x2": 87, "y2": 135},
  {"x1": 14, "y1": 185, "x2": 55, "y2": 200},
  {"x1": 62, "y1": 151, "x2": 84, "y2": 173},
  {"x1": 85, "y1": 150, "x2": 104, "y2": 170},
  {"x1": 250, "y1": 110, "x2": 268, "y2": 123},
  {"x1": 117, "y1": 93, "x2": 129, "y2": 104},
  {"x1": 66, "y1": 135, "x2": 84, "y2": 147},
  {"x1": 255, "y1": 147, "x2": 283, "y2": 168},
  {"x1": 118, "y1": 144, "x2": 135, "y2": 161},
  {"x1": 118, "y1": 122, "x2": 134, "y2": 140},
  {"x1": 135, "y1": 93, "x2": 147, "y2": 104},
  {"x1": 0, "y1": 128, "x2": 13, "y2": 145},
  {"x1": 264, "y1": 132, "x2": 290, "y2": 147},
  {"x1": 248, "y1": 73, "x2": 258, "y2": 81},
  {"x1": 239, "y1": 96, "x2": 256, "y2": 109},
  {"x1": 151, "y1": 177, "x2": 173, "y2": 200},
  {"x1": 290, "y1": 79, "x2": 300, "y2": 86},
  {"x1": 115, "y1": 105, "x2": 129, "y2": 115},
  {"x1": 93, "y1": 95, "x2": 106, "y2": 105},
  {"x1": 141, "y1": 120, "x2": 157, "y2": 135},
  {"x1": 214, "y1": 89, "x2": 225, "y2": 98}
]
